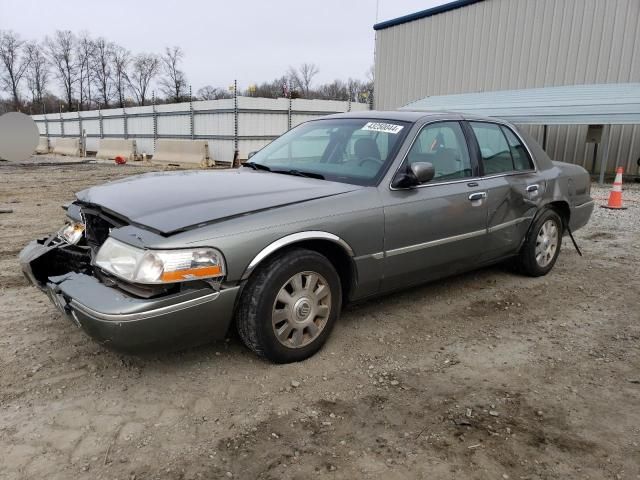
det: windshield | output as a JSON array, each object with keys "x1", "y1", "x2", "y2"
[{"x1": 246, "y1": 118, "x2": 410, "y2": 186}]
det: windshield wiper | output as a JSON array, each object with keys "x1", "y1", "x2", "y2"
[
  {"x1": 271, "y1": 169, "x2": 325, "y2": 180},
  {"x1": 242, "y1": 162, "x2": 271, "y2": 172},
  {"x1": 243, "y1": 163, "x2": 324, "y2": 180}
]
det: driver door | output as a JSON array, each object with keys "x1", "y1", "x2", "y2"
[{"x1": 380, "y1": 121, "x2": 489, "y2": 291}]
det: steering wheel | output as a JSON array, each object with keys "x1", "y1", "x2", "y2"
[{"x1": 358, "y1": 156, "x2": 384, "y2": 167}]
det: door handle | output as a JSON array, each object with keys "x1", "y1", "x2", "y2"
[
  {"x1": 468, "y1": 192, "x2": 487, "y2": 201},
  {"x1": 526, "y1": 184, "x2": 539, "y2": 193}
]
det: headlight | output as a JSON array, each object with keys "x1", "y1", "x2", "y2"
[
  {"x1": 95, "y1": 237, "x2": 225, "y2": 284},
  {"x1": 58, "y1": 222, "x2": 85, "y2": 245}
]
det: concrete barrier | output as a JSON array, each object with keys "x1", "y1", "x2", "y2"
[
  {"x1": 96, "y1": 139, "x2": 137, "y2": 161},
  {"x1": 35, "y1": 137, "x2": 49, "y2": 154},
  {"x1": 151, "y1": 139, "x2": 212, "y2": 167},
  {"x1": 53, "y1": 138, "x2": 81, "y2": 157}
]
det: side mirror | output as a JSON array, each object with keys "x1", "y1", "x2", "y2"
[
  {"x1": 392, "y1": 162, "x2": 435, "y2": 188},
  {"x1": 410, "y1": 162, "x2": 435, "y2": 184},
  {"x1": 247, "y1": 151, "x2": 258, "y2": 159}
]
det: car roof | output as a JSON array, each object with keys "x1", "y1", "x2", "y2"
[
  {"x1": 323, "y1": 110, "x2": 464, "y2": 123},
  {"x1": 323, "y1": 110, "x2": 523, "y2": 130}
]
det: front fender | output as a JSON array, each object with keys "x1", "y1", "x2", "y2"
[{"x1": 240, "y1": 231, "x2": 355, "y2": 280}]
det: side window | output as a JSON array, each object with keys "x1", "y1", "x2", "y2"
[
  {"x1": 501, "y1": 126, "x2": 534, "y2": 171},
  {"x1": 406, "y1": 121, "x2": 472, "y2": 181},
  {"x1": 470, "y1": 122, "x2": 514, "y2": 174}
]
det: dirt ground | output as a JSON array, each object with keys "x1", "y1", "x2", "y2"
[{"x1": 1, "y1": 158, "x2": 639, "y2": 480}]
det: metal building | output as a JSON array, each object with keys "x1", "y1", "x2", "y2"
[{"x1": 373, "y1": 0, "x2": 640, "y2": 174}]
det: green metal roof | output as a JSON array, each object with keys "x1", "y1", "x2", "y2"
[{"x1": 401, "y1": 83, "x2": 640, "y2": 125}]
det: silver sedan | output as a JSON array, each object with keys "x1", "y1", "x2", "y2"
[{"x1": 19, "y1": 111, "x2": 594, "y2": 363}]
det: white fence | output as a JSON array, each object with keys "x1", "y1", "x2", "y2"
[{"x1": 32, "y1": 97, "x2": 370, "y2": 162}]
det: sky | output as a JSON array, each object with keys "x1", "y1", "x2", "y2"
[{"x1": 0, "y1": 0, "x2": 447, "y2": 95}]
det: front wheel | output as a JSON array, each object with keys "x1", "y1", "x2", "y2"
[
  {"x1": 517, "y1": 208, "x2": 563, "y2": 277},
  {"x1": 235, "y1": 248, "x2": 342, "y2": 363}
]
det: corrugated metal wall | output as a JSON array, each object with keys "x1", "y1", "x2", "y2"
[
  {"x1": 374, "y1": 0, "x2": 640, "y2": 173},
  {"x1": 32, "y1": 97, "x2": 369, "y2": 162}
]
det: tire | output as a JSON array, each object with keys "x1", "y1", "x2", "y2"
[
  {"x1": 517, "y1": 208, "x2": 563, "y2": 277},
  {"x1": 236, "y1": 248, "x2": 342, "y2": 363}
]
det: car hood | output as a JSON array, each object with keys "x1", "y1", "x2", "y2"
[{"x1": 75, "y1": 169, "x2": 360, "y2": 234}]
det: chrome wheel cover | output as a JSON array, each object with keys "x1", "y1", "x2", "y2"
[
  {"x1": 272, "y1": 271, "x2": 331, "y2": 349},
  {"x1": 535, "y1": 219, "x2": 559, "y2": 267}
]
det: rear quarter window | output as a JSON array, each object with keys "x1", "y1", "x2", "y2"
[
  {"x1": 501, "y1": 126, "x2": 534, "y2": 171},
  {"x1": 470, "y1": 122, "x2": 534, "y2": 174}
]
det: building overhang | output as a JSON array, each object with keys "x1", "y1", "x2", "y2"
[{"x1": 401, "y1": 83, "x2": 640, "y2": 125}]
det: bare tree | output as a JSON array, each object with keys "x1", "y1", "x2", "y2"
[
  {"x1": 0, "y1": 31, "x2": 29, "y2": 110},
  {"x1": 111, "y1": 45, "x2": 130, "y2": 107},
  {"x1": 363, "y1": 65, "x2": 374, "y2": 104},
  {"x1": 24, "y1": 41, "x2": 49, "y2": 110},
  {"x1": 91, "y1": 37, "x2": 113, "y2": 107},
  {"x1": 126, "y1": 53, "x2": 159, "y2": 106},
  {"x1": 159, "y1": 46, "x2": 187, "y2": 102},
  {"x1": 346, "y1": 78, "x2": 360, "y2": 102},
  {"x1": 76, "y1": 33, "x2": 94, "y2": 109},
  {"x1": 316, "y1": 79, "x2": 349, "y2": 101},
  {"x1": 6, "y1": 29, "x2": 377, "y2": 109},
  {"x1": 249, "y1": 76, "x2": 289, "y2": 99},
  {"x1": 312, "y1": 75, "x2": 371, "y2": 103},
  {"x1": 366, "y1": 65, "x2": 374, "y2": 83},
  {"x1": 197, "y1": 85, "x2": 231, "y2": 100},
  {"x1": 46, "y1": 30, "x2": 76, "y2": 110},
  {"x1": 287, "y1": 67, "x2": 302, "y2": 96},
  {"x1": 287, "y1": 63, "x2": 319, "y2": 98}
]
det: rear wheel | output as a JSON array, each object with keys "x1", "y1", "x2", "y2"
[
  {"x1": 517, "y1": 208, "x2": 563, "y2": 277},
  {"x1": 236, "y1": 248, "x2": 341, "y2": 363}
]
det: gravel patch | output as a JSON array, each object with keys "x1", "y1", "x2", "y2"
[{"x1": 1, "y1": 162, "x2": 638, "y2": 480}]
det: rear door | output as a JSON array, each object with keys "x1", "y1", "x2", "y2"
[
  {"x1": 380, "y1": 121, "x2": 490, "y2": 290},
  {"x1": 466, "y1": 121, "x2": 543, "y2": 260}
]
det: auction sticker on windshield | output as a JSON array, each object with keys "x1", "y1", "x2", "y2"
[{"x1": 361, "y1": 122, "x2": 404, "y2": 134}]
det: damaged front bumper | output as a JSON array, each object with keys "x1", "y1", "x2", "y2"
[{"x1": 19, "y1": 238, "x2": 239, "y2": 351}]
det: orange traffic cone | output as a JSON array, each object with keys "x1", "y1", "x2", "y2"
[{"x1": 602, "y1": 167, "x2": 627, "y2": 210}]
